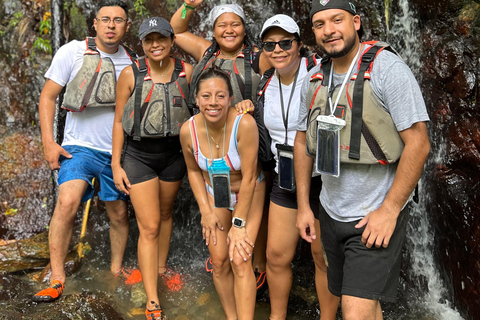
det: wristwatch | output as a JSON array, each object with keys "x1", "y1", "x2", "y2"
[{"x1": 232, "y1": 217, "x2": 246, "y2": 228}]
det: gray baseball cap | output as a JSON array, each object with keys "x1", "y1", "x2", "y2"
[{"x1": 139, "y1": 17, "x2": 174, "y2": 40}]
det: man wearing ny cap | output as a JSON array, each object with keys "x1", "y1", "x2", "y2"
[{"x1": 295, "y1": 0, "x2": 430, "y2": 318}]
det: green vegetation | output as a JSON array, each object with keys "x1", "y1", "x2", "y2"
[{"x1": 33, "y1": 13, "x2": 52, "y2": 55}]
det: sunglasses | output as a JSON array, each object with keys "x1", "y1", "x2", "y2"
[{"x1": 262, "y1": 39, "x2": 296, "y2": 52}]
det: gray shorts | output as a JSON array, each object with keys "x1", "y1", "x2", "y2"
[{"x1": 319, "y1": 204, "x2": 409, "y2": 302}]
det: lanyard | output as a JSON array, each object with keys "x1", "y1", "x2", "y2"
[
  {"x1": 327, "y1": 45, "x2": 362, "y2": 115},
  {"x1": 278, "y1": 65, "x2": 300, "y2": 145}
]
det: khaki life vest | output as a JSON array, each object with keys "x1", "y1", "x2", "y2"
[
  {"x1": 63, "y1": 37, "x2": 137, "y2": 112},
  {"x1": 305, "y1": 41, "x2": 404, "y2": 165},
  {"x1": 122, "y1": 56, "x2": 191, "y2": 140},
  {"x1": 188, "y1": 45, "x2": 261, "y2": 108}
]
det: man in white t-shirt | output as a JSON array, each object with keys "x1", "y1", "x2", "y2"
[
  {"x1": 34, "y1": 0, "x2": 133, "y2": 302},
  {"x1": 294, "y1": 0, "x2": 430, "y2": 319}
]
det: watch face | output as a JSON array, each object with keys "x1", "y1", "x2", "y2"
[{"x1": 233, "y1": 218, "x2": 242, "y2": 227}]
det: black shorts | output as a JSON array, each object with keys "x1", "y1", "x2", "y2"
[
  {"x1": 122, "y1": 136, "x2": 186, "y2": 185},
  {"x1": 319, "y1": 204, "x2": 409, "y2": 302},
  {"x1": 269, "y1": 173, "x2": 322, "y2": 220}
]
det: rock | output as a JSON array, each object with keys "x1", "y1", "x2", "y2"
[{"x1": 196, "y1": 292, "x2": 210, "y2": 306}]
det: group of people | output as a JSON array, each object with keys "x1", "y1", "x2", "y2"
[{"x1": 33, "y1": 0, "x2": 431, "y2": 320}]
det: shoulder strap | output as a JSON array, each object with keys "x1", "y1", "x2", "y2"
[
  {"x1": 87, "y1": 37, "x2": 97, "y2": 51},
  {"x1": 243, "y1": 45, "x2": 253, "y2": 102},
  {"x1": 171, "y1": 57, "x2": 184, "y2": 82},
  {"x1": 232, "y1": 114, "x2": 244, "y2": 151},
  {"x1": 256, "y1": 67, "x2": 275, "y2": 98},
  {"x1": 188, "y1": 45, "x2": 215, "y2": 108},
  {"x1": 123, "y1": 45, "x2": 138, "y2": 61},
  {"x1": 306, "y1": 53, "x2": 320, "y2": 71},
  {"x1": 348, "y1": 45, "x2": 383, "y2": 160},
  {"x1": 133, "y1": 57, "x2": 148, "y2": 141}
]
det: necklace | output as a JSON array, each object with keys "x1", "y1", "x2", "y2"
[
  {"x1": 219, "y1": 47, "x2": 243, "y2": 58},
  {"x1": 205, "y1": 118, "x2": 227, "y2": 152},
  {"x1": 210, "y1": 135, "x2": 221, "y2": 149}
]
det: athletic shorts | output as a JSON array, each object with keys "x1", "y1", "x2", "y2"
[
  {"x1": 58, "y1": 145, "x2": 128, "y2": 203},
  {"x1": 122, "y1": 136, "x2": 186, "y2": 185},
  {"x1": 318, "y1": 204, "x2": 409, "y2": 302},
  {"x1": 270, "y1": 173, "x2": 322, "y2": 220}
]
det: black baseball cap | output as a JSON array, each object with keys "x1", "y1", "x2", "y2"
[
  {"x1": 138, "y1": 17, "x2": 174, "y2": 40},
  {"x1": 310, "y1": 0, "x2": 357, "y2": 20}
]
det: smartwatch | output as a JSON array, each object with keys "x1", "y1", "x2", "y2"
[{"x1": 232, "y1": 217, "x2": 246, "y2": 228}]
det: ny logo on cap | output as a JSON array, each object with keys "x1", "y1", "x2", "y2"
[
  {"x1": 320, "y1": 0, "x2": 330, "y2": 5},
  {"x1": 149, "y1": 19, "x2": 157, "y2": 27}
]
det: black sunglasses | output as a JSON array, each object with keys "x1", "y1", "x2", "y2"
[{"x1": 262, "y1": 39, "x2": 296, "y2": 52}]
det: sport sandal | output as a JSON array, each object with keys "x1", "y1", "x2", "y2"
[
  {"x1": 32, "y1": 280, "x2": 64, "y2": 303},
  {"x1": 145, "y1": 301, "x2": 165, "y2": 320}
]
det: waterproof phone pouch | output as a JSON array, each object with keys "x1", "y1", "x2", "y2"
[
  {"x1": 207, "y1": 159, "x2": 232, "y2": 209},
  {"x1": 315, "y1": 115, "x2": 346, "y2": 177},
  {"x1": 276, "y1": 144, "x2": 295, "y2": 192}
]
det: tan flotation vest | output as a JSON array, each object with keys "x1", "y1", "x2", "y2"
[
  {"x1": 63, "y1": 37, "x2": 136, "y2": 112},
  {"x1": 122, "y1": 56, "x2": 191, "y2": 140},
  {"x1": 188, "y1": 44, "x2": 261, "y2": 108},
  {"x1": 305, "y1": 41, "x2": 404, "y2": 165}
]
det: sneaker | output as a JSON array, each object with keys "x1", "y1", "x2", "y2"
[
  {"x1": 205, "y1": 257, "x2": 213, "y2": 273},
  {"x1": 145, "y1": 301, "x2": 165, "y2": 320},
  {"x1": 160, "y1": 268, "x2": 184, "y2": 292},
  {"x1": 32, "y1": 280, "x2": 64, "y2": 303},
  {"x1": 115, "y1": 267, "x2": 142, "y2": 285},
  {"x1": 255, "y1": 269, "x2": 267, "y2": 298}
]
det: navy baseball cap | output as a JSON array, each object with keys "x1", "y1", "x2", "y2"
[{"x1": 139, "y1": 17, "x2": 174, "y2": 40}]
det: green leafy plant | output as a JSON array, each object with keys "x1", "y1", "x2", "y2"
[
  {"x1": 33, "y1": 12, "x2": 52, "y2": 55},
  {"x1": 9, "y1": 12, "x2": 23, "y2": 28},
  {"x1": 134, "y1": 0, "x2": 149, "y2": 19}
]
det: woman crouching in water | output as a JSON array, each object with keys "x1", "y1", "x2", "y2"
[{"x1": 180, "y1": 67, "x2": 265, "y2": 320}]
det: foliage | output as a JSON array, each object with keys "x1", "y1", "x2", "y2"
[
  {"x1": 9, "y1": 12, "x2": 23, "y2": 28},
  {"x1": 33, "y1": 13, "x2": 52, "y2": 55},
  {"x1": 134, "y1": 0, "x2": 149, "y2": 19}
]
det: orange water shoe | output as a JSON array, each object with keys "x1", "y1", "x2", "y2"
[
  {"x1": 32, "y1": 280, "x2": 64, "y2": 303},
  {"x1": 145, "y1": 301, "x2": 165, "y2": 320}
]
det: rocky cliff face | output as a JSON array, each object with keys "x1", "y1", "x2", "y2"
[
  {"x1": 410, "y1": 0, "x2": 480, "y2": 318},
  {"x1": 0, "y1": 0, "x2": 478, "y2": 318}
]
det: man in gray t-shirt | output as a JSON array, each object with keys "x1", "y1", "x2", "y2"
[{"x1": 294, "y1": 0, "x2": 430, "y2": 318}]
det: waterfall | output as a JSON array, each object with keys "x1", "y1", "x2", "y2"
[
  {"x1": 51, "y1": 0, "x2": 65, "y2": 193},
  {"x1": 388, "y1": 1, "x2": 463, "y2": 319}
]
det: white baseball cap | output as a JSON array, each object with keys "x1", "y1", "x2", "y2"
[{"x1": 260, "y1": 14, "x2": 300, "y2": 40}]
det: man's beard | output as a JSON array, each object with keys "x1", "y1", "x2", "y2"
[{"x1": 318, "y1": 32, "x2": 357, "y2": 58}]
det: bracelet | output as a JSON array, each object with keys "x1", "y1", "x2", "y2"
[{"x1": 181, "y1": 2, "x2": 196, "y2": 19}]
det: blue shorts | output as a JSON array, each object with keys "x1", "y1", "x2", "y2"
[{"x1": 58, "y1": 145, "x2": 128, "y2": 203}]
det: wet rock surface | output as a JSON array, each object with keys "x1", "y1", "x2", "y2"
[{"x1": 413, "y1": 1, "x2": 480, "y2": 319}]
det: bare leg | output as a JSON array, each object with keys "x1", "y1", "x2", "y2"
[
  {"x1": 129, "y1": 178, "x2": 162, "y2": 310},
  {"x1": 208, "y1": 205, "x2": 237, "y2": 320},
  {"x1": 157, "y1": 180, "x2": 182, "y2": 274},
  {"x1": 266, "y1": 202, "x2": 300, "y2": 320},
  {"x1": 104, "y1": 199, "x2": 128, "y2": 274},
  {"x1": 231, "y1": 181, "x2": 265, "y2": 320},
  {"x1": 342, "y1": 296, "x2": 382, "y2": 320},
  {"x1": 311, "y1": 218, "x2": 340, "y2": 320},
  {"x1": 49, "y1": 179, "x2": 88, "y2": 283},
  {"x1": 252, "y1": 203, "x2": 268, "y2": 273}
]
